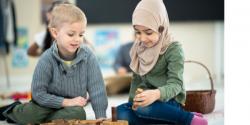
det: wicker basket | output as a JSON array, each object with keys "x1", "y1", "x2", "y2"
[{"x1": 183, "y1": 60, "x2": 216, "y2": 114}]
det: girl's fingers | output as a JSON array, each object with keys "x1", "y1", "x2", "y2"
[
  {"x1": 136, "y1": 93, "x2": 146, "y2": 98},
  {"x1": 134, "y1": 97, "x2": 144, "y2": 102}
]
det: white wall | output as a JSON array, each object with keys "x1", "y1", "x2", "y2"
[
  {"x1": 171, "y1": 21, "x2": 224, "y2": 85},
  {"x1": 0, "y1": 0, "x2": 224, "y2": 89}
]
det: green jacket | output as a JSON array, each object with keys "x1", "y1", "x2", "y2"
[{"x1": 129, "y1": 42, "x2": 186, "y2": 105}]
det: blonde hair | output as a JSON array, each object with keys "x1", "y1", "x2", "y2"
[{"x1": 48, "y1": 4, "x2": 87, "y2": 28}]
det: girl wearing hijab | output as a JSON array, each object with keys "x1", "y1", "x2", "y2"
[{"x1": 116, "y1": 0, "x2": 208, "y2": 125}]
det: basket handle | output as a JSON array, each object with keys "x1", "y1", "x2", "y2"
[{"x1": 184, "y1": 60, "x2": 215, "y2": 94}]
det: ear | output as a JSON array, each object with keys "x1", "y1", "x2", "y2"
[
  {"x1": 158, "y1": 26, "x2": 164, "y2": 33},
  {"x1": 49, "y1": 27, "x2": 58, "y2": 39}
]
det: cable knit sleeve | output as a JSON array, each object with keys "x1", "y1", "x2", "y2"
[
  {"x1": 31, "y1": 53, "x2": 64, "y2": 109},
  {"x1": 87, "y1": 52, "x2": 108, "y2": 119}
]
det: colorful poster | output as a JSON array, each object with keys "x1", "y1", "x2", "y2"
[
  {"x1": 12, "y1": 27, "x2": 29, "y2": 68},
  {"x1": 94, "y1": 29, "x2": 120, "y2": 73}
]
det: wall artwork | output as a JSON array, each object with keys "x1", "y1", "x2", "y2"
[
  {"x1": 12, "y1": 27, "x2": 29, "y2": 68},
  {"x1": 94, "y1": 29, "x2": 120, "y2": 74}
]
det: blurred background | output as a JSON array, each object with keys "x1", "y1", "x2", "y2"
[
  {"x1": 0, "y1": 0, "x2": 224, "y2": 88},
  {"x1": 0, "y1": 0, "x2": 224, "y2": 124}
]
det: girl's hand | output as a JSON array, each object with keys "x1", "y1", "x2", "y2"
[
  {"x1": 62, "y1": 96, "x2": 88, "y2": 107},
  {"x1": 133, "y1": 89, "x2": 160, "y2": 107}
]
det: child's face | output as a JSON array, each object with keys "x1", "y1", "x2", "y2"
[
  {"x1": 134, "y1": 25, "x2": 160, "y2": 48},
  {"x1": 51, "y1": 21, "x2": 85, "y2": 56}
]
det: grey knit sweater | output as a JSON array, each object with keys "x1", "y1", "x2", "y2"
[{"x1": 31, "y1": 43, "x2": 108, "y2": 118}]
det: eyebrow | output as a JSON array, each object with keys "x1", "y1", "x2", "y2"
[
  {"x1": 68, "y1": 31, "x2": 85, "y2": 34},
  {"x1": 134, "y1": 28, "x2": 152, "y2": 32},
  {"x1": 143, "y1": 29, "x2": 152, "y2": 32}
]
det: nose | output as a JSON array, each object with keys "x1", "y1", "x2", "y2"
[
  {"x1": 139, "y1": 34, "x2": 147, "y2": 43},
  {"x1": 75, "y1": 36, "x2": 82, "y2": 43}
]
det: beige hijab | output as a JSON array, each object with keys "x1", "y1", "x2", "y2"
[{"x1": 130, "y1": 0, "x2": 174, "y2": 76}]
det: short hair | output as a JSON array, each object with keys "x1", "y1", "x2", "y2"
[
  {"x1": 48, "y1": 4, "x2": 87, "y2": 28},
  {"x1": 47, "y1": 0, "x2": 70, "y2": 13}
]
